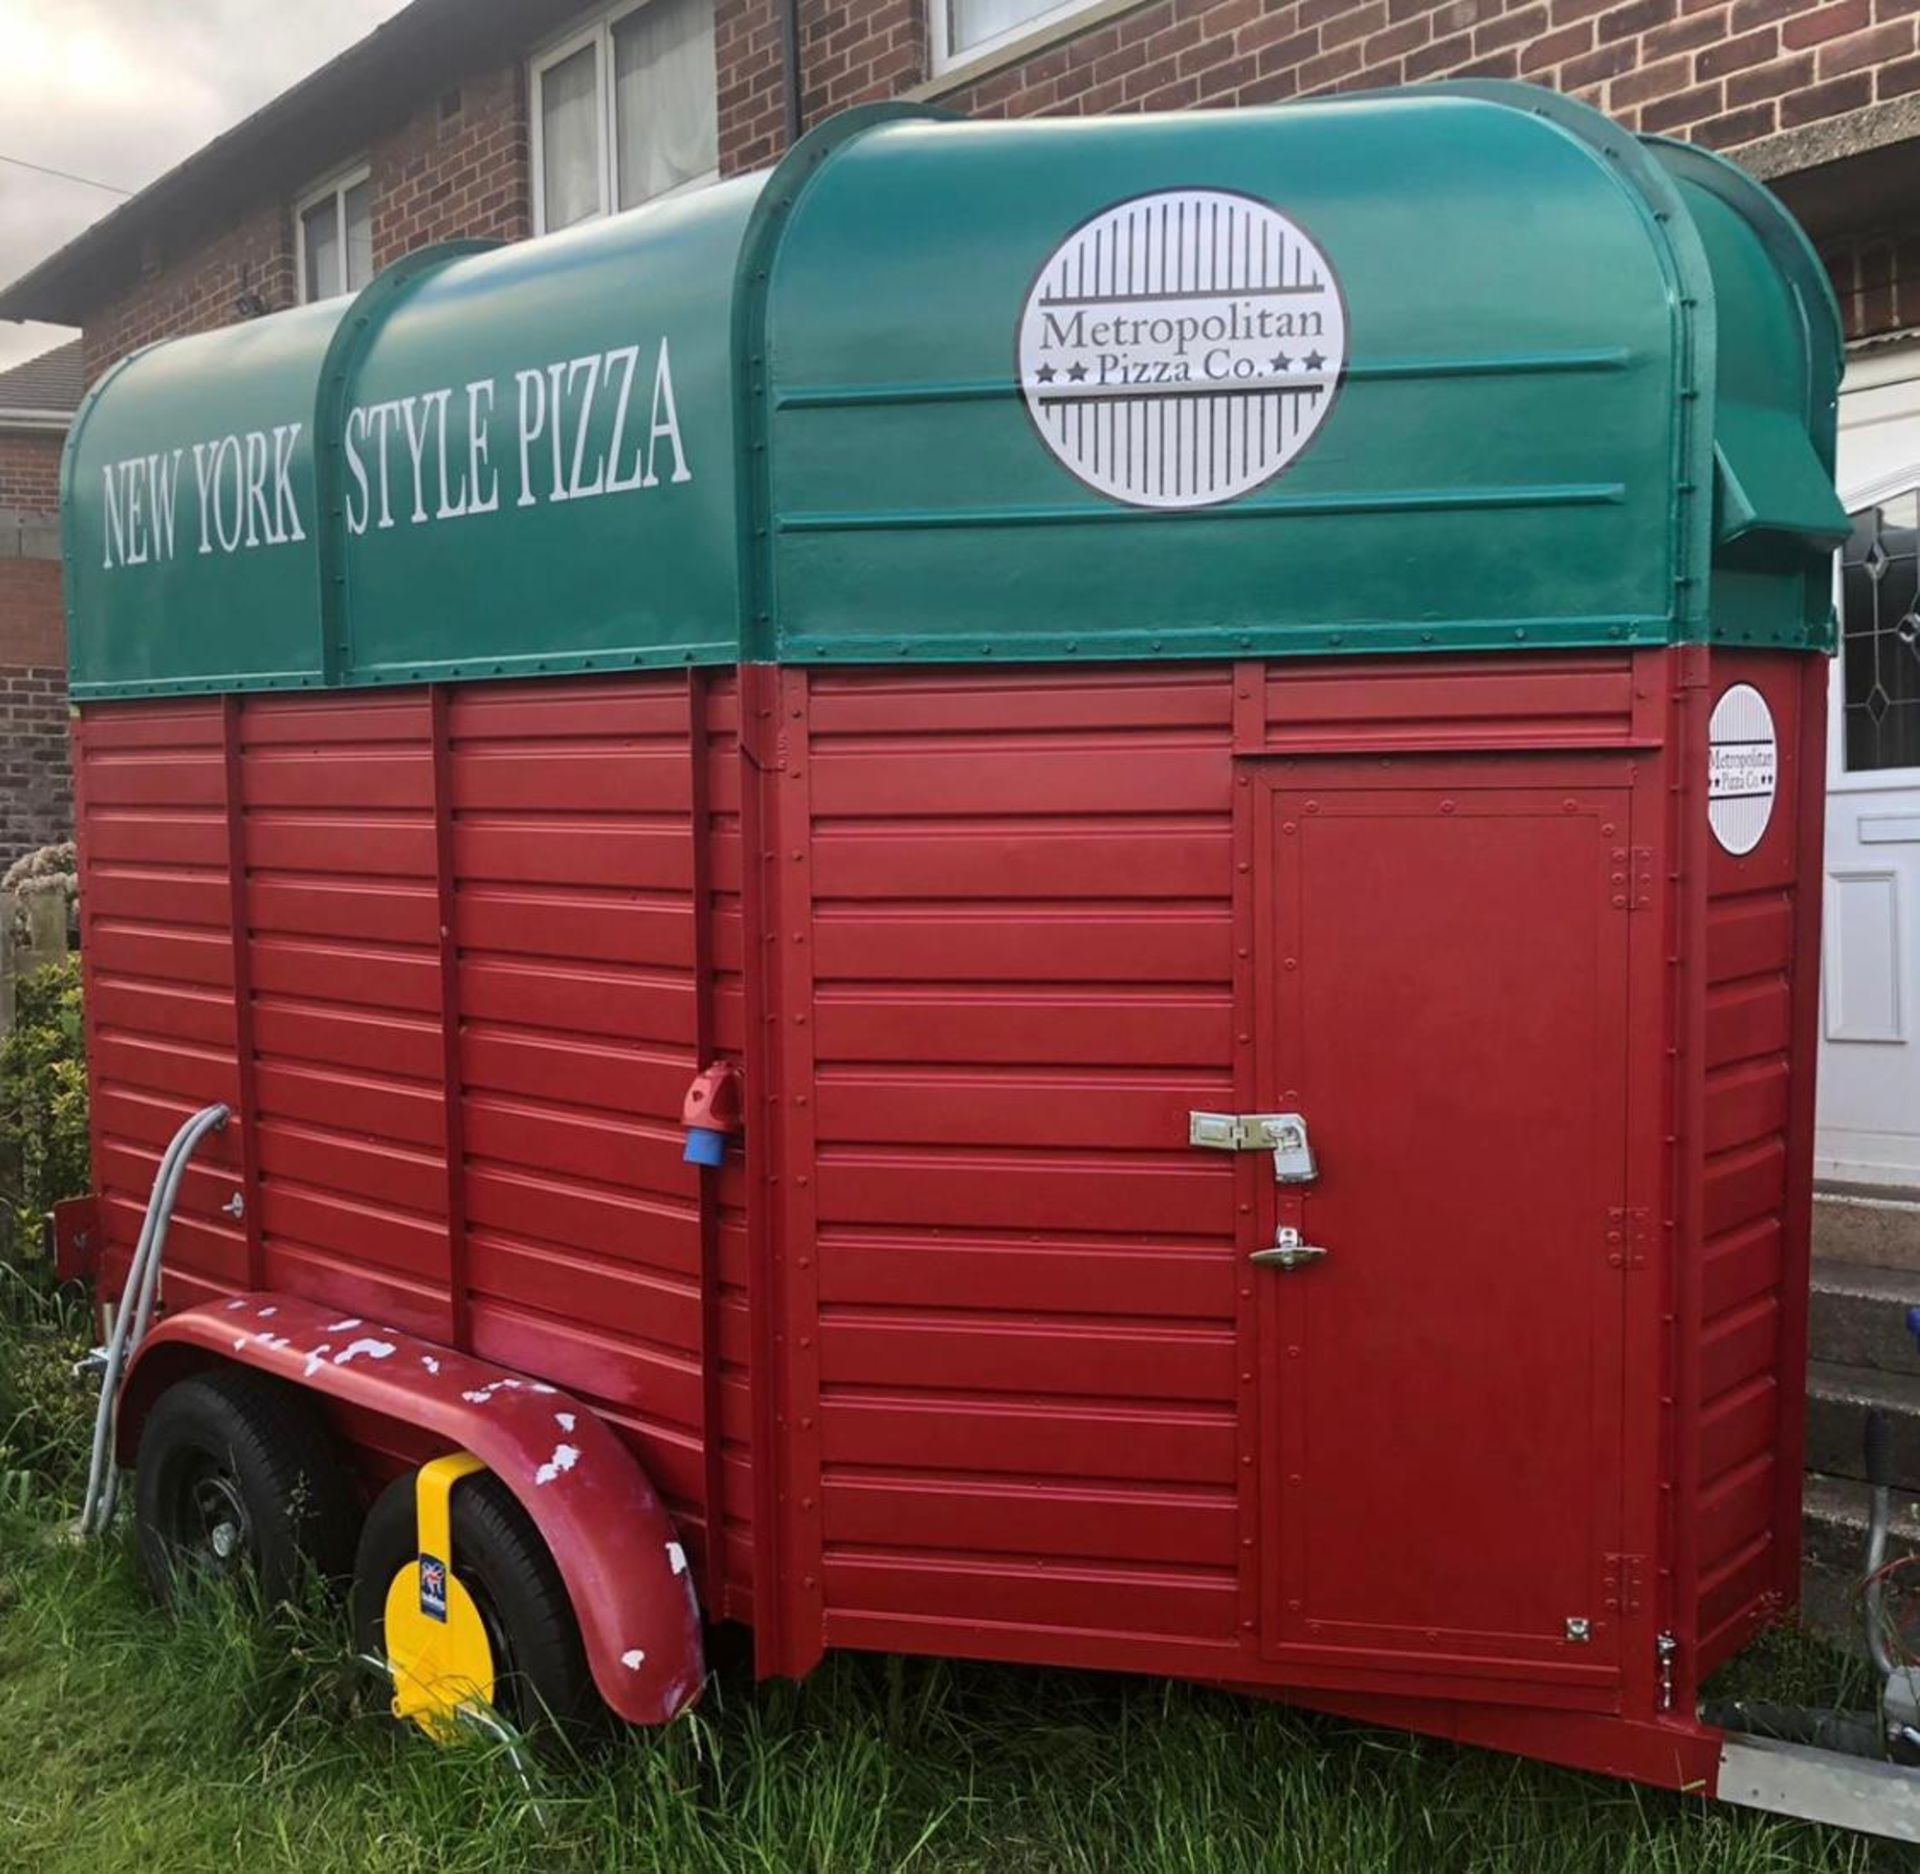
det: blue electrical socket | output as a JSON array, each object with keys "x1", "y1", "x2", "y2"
[{"x1": 1907, "y1": 1305, "x2": 1920, "y2": 1355}]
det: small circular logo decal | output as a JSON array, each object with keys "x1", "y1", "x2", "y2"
[
  {"x1": 1017, "y1": 189, "x2": 1348, "y2": 509},
  {"x1": 1708, "y1": 682, "x2": 1778, "y2": 856}
]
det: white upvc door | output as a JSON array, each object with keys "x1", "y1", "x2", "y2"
[{"x1": 1821, "y1": 342, "x2": 1920, "y2": 1190}]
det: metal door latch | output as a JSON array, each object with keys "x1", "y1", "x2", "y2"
[
  {"x1": 1189, "y1": 1111, "x2": 1318, "y2": 1182},
  {"x1": 1249, "y1": 1226, "x2": 1329, "y2": 1271}
]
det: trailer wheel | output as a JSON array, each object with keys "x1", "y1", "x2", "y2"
[
  {"x1": 134, "y1": 1366, "x2": 355, "y2": 1608},
  {"x1": 351, "y1": 1467, "x2": 598, "y2": 1733}
]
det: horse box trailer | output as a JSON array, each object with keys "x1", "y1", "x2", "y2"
[{"x1": 56, "y1": 78, "x2": 1890, "y2": 1824}]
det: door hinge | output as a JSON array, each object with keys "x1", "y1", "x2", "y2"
[
  {"x1": 1607, "y1": 1206, "x2": 1650, "y2": 1271},
  {"x1": 1603, "y1": 1552, "x2": 1647, "y2": 1617},
  {"x1": 1609, "y1": 845, "x2": 1654, "y2": 913}
]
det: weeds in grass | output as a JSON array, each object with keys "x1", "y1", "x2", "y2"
[
  {"x1": 0, "y1": 1499, "x2": 1909, "y2": 1874},
  {"x1": 0, "y1": 1073, "x2": 1907, "y2": 1868}
]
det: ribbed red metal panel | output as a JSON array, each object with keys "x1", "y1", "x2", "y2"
[
  {"x1": 795, "y1": 666, "x2": 1244, "y2": 1667},
  {"x1": 442, "y1": 677, "x2": 710, "y2": 1550},
  {"x1": 80, "y1": 673, "x2": 730, "y2": 1577},
  {"x1": 77, "y1": 700, "x2": 247, "y2": 1311},
  {"x1": 69, "y1": 646, "x2": 1826, "y2": 1784},
  {"x1": 1686, "y1": 650, "x2": 1825, "y2": 1675}
]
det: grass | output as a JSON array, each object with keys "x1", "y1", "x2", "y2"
[{"x1": 0, "y1": 1286, "x2": 1914, "y2": 1871}]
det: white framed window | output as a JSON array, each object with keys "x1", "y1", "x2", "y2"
[
  {"x1": 1836, "y1": 481, "x2": 1920, "y2": 786},
  {"x1": 295, "y1": 165, "x2": 373, "y2": 304},
  {"x1": 530, "y1": 0, "x2": 718, "y2": 235},
  {"x1": 931, "y1": 0, "x2": 1106, "y2": 75}
]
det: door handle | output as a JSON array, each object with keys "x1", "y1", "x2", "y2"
[{"x1": 1249, "y1": 1226, "x2": 1328, "y2": 1271}]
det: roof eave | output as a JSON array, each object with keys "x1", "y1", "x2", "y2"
[{"x1": 0, "y1": 0, "x2": 566, "y2": 327}]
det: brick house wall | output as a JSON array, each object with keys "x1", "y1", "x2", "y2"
[
  {"x1": 0, "y1": 428, "x2": 68, "y2": 861},
  {"x1": 84, "y1": 63, "x2": 533, "y2": 382},
  {"x1": 725, "y1": 0, "x2": 1920, "y2": 151},
  {"x1": 0, "y1": 433, "x2": 61, "y2": 514},
  {"x1": 368, "y1": 64, "x2": 531, "y2": 262},
  {"x1": 0, "y1": 554, "x2": 69, "y2": 860}
]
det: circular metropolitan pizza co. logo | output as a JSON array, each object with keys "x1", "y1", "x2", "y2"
[
  {"x1": 1017, "y1": 189, "x2": 1348, "y2": 510},
  {"x1": 1707, "y1": 682, "x2": 1778, "y2": 856}
]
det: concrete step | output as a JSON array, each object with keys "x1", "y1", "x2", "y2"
[
  {"x1": 1806, "y1": 1361, "x2": 1920, "y2": 1492},
  {"x1": 1814, "y1": 1187, "x2": 1920, "y2": 1275},
  {"x1": 1800, "y1": 1471, "x2": 1920, "y2": 1646},
  {"x1": 1811, "y1": 1259, "x2": 1920, "y2": 1374}
]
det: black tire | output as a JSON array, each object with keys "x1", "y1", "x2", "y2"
[
  {"x1": 134, "y1": 1366, "x2": 355, "y2": 1609},
  {"x1": 351, "y1": 1467, "x2": 598, "y2": 1733}
]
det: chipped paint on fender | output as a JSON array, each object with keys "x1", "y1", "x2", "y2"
[
  {"x1": 334, "y1": 1338, "x2": 397, "y2": 1367},
  {"x1": 115, "y1": 1292, "x2": 705, "y2": 1726}
]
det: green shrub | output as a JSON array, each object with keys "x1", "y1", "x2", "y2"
[
  {"x1": 0, "y1": 952, "x2": 92, "y2": 1508},
  {"x1": 1, "y1": 952, "x2": 89, "y2": 1266}
]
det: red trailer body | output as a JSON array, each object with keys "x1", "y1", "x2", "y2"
[{"x1": 72, "y1": 638, "x2": 1825, "y2": 1785}]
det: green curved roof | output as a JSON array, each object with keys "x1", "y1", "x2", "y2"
[{"x1": 62, "y1": 82, "x2": 1845, "y2": 700}]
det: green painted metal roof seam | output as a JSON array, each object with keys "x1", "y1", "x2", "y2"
[
  {"x1": 1427, "y1": 83, "x2": 1718, "y2": 648},
  {"x1": 312, "y1": 238, "x2": 502, "y2": 685},
  {"x1": 771, "y1": 347, "x2": 1638, "y2": 412},
  {"x1": 776, "y1": 483, "x2": 1629, "y2": 535},
  {"x1": 729, "y1": 101, "x2": 954, "y2": 667}
]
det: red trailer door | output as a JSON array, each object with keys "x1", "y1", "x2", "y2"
[{"x1": 1251, "y1": 761, "x2": 1632, "y2": 1686}]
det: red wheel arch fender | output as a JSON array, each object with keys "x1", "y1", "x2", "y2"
[{"x1": 117, "y1": 1292, "x2": 703, "y2": 1726}]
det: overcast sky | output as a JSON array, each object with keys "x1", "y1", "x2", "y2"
[{"x1": 0, "y1": 0, "x2": 412, "y2": 375}]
